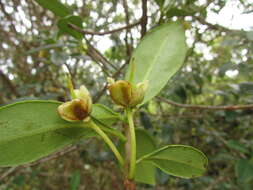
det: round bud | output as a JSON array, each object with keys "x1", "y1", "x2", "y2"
[
  {"x1": 107, "y1": 78, "x2": 148, "y2": 108},
  {"x1": 58, "y1": 85, "x2": 92, "y2": 122}
]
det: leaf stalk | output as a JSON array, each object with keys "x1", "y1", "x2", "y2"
[{"x1": 87, "y1": 121, "x2": 124, "y2": 167}]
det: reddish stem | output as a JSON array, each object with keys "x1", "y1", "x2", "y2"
[{"x1": 124, "y1": 179, "x2": 136, "y2": 190}]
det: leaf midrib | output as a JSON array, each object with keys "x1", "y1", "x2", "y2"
[
  {"x1": 149, "y1": 157, "x2": 206, "y2": 170},
  {"x1": 152, "y1": 161, "x2": 204, "y2": 178},
  {"x1": 142, "y1": 26, "x2": 173, "y2": 81},
  {"x1": 0, "y1": 124, "x2": 86, "y2": 144}
]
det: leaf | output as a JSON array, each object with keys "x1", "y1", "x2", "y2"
[
  {"x1": 166, "y1": 8, "x2": 194, "y2": 18},
  {"x1": 91, "y1": 104, "x2": 120, "y2": 126},
  {"x1": 34, "y1": 0, "x2": 71, "y2": 17},
  {"x1": 57, "y1": 15, "x2": 83, "y2": 39},
  {"x1": 227, "y1": 140, "x2": 249, "y2": 154},
  {"x1": 135, "y1": 129, "x2": 156, "y2": 185},
  {"x1": 154, "y1": 0, "x2": 165, "y2": 8},
  {"x1": 70, "y1": 171, "x2": 81, "y2": 190},
  {"x1": 91, "y1": 104, "x2": 126, "y2": 142},
  {"x1": 138, "y1": 145, "x2": 208, "y2": 178},
  {"x1": 126, "y1": 22, "x2": 187, "y2": 105},
  {"x1": 0, "y1": 100, "x2": 96, "y2": 167},
  {"x1": 235, "y1": 159, "x2": 253, "y2": 184}
]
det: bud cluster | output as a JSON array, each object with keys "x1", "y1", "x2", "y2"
[{"x1": 57, "y1": 77, "x2": 148, "y2": 122}]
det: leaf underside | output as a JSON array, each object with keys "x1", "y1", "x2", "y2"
[
  {"x1": 126, "y1": 22, "x2": 187, "y2": 105},
  {"x1": 0, "y1": 100, "x2": 96, "y2": 167},
  {"x1": 146, "y1": 145, "x2": 208, "y2": 178},
  {"x1": 135, "y1": 129, "x2": 157, "y2": 185}
]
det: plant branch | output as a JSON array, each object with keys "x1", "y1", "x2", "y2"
[
  {"x1": 85, "y1": 39, "x2": 117, "y2": 71},
  {"x1": 192, "y1": 15, "x2": 241, "y2": 33},
  {"x1": 157, "y1": 96, "x2": 253, "y2": 110},
  {"x1": 122, "y1": 0, "x2": 133, "y2": 57},
  {"x1": 140, "y1": 0, "x2": 148, "y2": 38},
  {"x1": 82, "y1": 40, "x2": 113, "y2": 76},
  {"x1": 88, "y1": 121, "x2": 124, "y2": 167}
]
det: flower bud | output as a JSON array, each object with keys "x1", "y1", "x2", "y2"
[
  {"x1": 129, "y1": 81, "x2": 148, "y2": 107},
  {"x1": 74, "y1": 85, "x2": 91, "y2": 103},
  {"x1": 107, "y1": 78, "x2": 148, "y2": 108},
  {"x1": 58, "y1": 85, "x2": 92, "y2": 122}
]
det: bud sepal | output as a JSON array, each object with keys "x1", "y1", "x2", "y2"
[{"x1": 58, "y1": 85, "x2": 92, "y2": 122}]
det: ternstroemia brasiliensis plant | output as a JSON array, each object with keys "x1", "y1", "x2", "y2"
[{"x1": 0, "y1": 21, "x2": 208, "y2": 189}]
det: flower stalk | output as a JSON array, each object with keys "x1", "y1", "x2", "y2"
[
  {"x1": 58, "y1": 78, "x2": 124, "y2": 167},
  {"x1": 88, "y1": 121, "x2": 124, "y2": 167},
  {"x1": 126, "y1": 108, "x2": 136, "y2": 179}
]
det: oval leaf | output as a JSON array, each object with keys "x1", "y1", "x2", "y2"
[
  {"x1": 126, "y1": 22, "x2": 187, "y2": 104},
  {"x1": 135, "y1": 129, "x2": 156, "y2": 185},
  {"x1": 139, "y1": 145, "x2": 208, "y2": 178},
  {"x1": 0, "y1": 100, "x2": 96, "y2": 167},
  {"x1": 58, "y1": 15, "x2": 83, "y2": 39},
  {"x1": 35, "y1": 0, "x2": 71, "y2": 17}
]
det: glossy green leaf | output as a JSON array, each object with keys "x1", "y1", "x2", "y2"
[
  {"x1": 235, "y1": 159, "x2": 253, "y2": 183},
  {"x1": 138, "y1": 145, "x2": 208, "y2": 178},
  {"x1": 58, "y1": 15, "x2": 83, "y2": 39},
  {"x1": 126, "y1": 22, "x2": 187, "y2": 104},
  {"x1": 135, "y1": 129, "x2": 156, "y2": 185},
  {"x1": 34, "y1": 0, "x2": 71, "y2": 17},
  {"x1": 0, "y1": 100, "x2": 96, "y2": 167}
]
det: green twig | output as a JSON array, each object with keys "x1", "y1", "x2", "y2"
[
  {"x1": 126, "y1": 108, "x2": 136, "y2": 179},
  {"x1": 88, "y1": 121, "x2": 124, "y2": 167}
]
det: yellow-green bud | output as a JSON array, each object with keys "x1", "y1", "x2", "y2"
[
  {"x1": 58, "y1": 85, "x2": 92, "y2": 122},
  {"x1": 107, "y1": 78, "x2": 148, "y2": 108}
]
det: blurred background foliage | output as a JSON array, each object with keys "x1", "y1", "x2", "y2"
[{"x1": 0, "y1": 0, "x2": 253, "y2": 189}]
